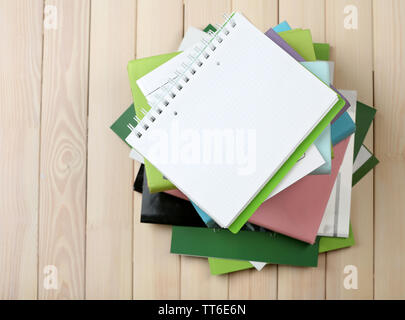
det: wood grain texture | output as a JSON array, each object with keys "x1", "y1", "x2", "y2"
[
  {"x1": 277, "y1": 0, "x2": 326, "y2": 300},
  {"x1": 133, "y1": 0, "x2": 183, "y2": 299},
  {"x1": 1, "y1": 0, "x2": 405, "y2": 300},
  {"x1": 180, "y1": 0, "x2": 232, "y2": 300},
  {"x1": 325, "y1": 0, "x2": 374, "y2": 299},
  {"x1": 38, "y1": 0, "x2": 89, "y2": 299},
  {"x1": 279, "y1": 0, "x2": 326, "y2": 42},
  {"x1": 86, "y1": 0, "x2": 135, "y2": 299},
  {"x1": 232, "y1": 0, "x2": 278, "y2": 32},
  {"x1": 227, "y1": 0, "x2": 278, "y2": 300},
  {"x1": 184, "y1": 0, "x2": 232, "y2": 30},
  {"x1": 373, "y1": 0, "x2": 405, "y2": 299},
  {"x1": 0, "y1": 0, "x2": 43, "y2": 299},
  {"x1": 228, "y1": 267, "x2": 278, "y2": 300}
]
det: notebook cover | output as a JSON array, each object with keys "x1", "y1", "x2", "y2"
[
  {"x1": 128, "y1": 14, "x2": 346, "y2": 231},
  {"x1": 171, "y1": 226, "x2": 320, "y2": 267},
  {"x1": 278, "y1": 29, "x2": 317, "y2": 61},
  {"x1": 128, "y1": 52, "x2": 180, "y2": 193},
  {"x1": 314, "y1": 43, "x2": 330, "y2": 61},
  {"x1": 354, "y1": 101, "x2": 376, "y2": 160},
  {"x1": 210, "y1": 224, "x2": 354, "y2": 274},
  {"x1": 266, "y1": 28, "x2": 350, "y2": 122},
  {"x1": 139, "y1": 25, "x2": 348, "y2": 235}
]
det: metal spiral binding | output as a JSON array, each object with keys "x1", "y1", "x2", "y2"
[{"x1": 132, "y1": 13, "x2": 237, "y2": 139}]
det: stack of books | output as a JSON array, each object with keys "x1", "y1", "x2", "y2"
[{"x1": 111, "y1": 13, "x2": 379, "y2": 275}]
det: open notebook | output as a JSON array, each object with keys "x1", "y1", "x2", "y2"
[{"x1": 126, "y1": 12, "x2": 343, "y2": 229}]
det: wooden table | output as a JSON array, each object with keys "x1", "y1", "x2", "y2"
[{"x1": 1, "y1": 0, "x2": 404, "y2": 299}]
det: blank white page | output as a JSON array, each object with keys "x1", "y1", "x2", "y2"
[{"x1": 126, "y1": 13, "x2": 338, "y2": 228}]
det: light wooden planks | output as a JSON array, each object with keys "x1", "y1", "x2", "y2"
[
  {"x1": 38, "y1": 0, "x2": 89, "y2": 299},
  {"x1": 184, "y1": 0, "x2": 232, "y2": 31},
  {"x1": 228, "y1": 0, "x2": 278, "y2": 300},
  {"x1": 325, "y1": 0, "x2": 374, "y2": 299},
  {"x1": 278, "y1": 0, "x2": 327, "y2": 300},
  {"x1": 279, "y1": 0, "x2": 326, "y2": 42},
  {"x1": 232, "y1": 0, "x2": 278, "y2": 32},
  {"x1": 180, "y1": 0, "x2": 231, "y2": 300},
  {"x1": 86, "y1": 0, "x2": 135, "y2": 299},
  {"x1": 0, "y1": 0, "x2": 43, "y2": 299},
  {"x1": 133, "y1": 0, "x2": 184, "y2": 299},
  {"x1": 1, "y1": 0, "x2": 405, "y2": 300},
  {"x1": 373, "y1": 0, "x2": 405, "y2": 299}
]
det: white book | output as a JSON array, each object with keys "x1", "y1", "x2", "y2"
[
  {"x1": 126, "y1": 13, "x2": 339, "y2": 228},
  {"x1": 318, "y1": 90, "x2": 356, "y2": 238}
]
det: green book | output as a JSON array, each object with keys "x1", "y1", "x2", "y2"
[
  {"x1": 203, "y1": 24, "x2": 216, "y2": 33},
  {"x1": 171, "y1": 226, "x2": 320, "y2": 267},
  {"x1": 354, "y1": 101, "x2": 377, "y2": 160},
  {"x1": 208, "y1": 258, "x2": 253, "y2": 275},
  {"x1": 314, "y1": 43, "x2": 330, "y2": 61},
  {"x1": 352, "y1": 145, "x2": 379, "y2": 186},
  {"x1": 110, "y1": 103, "x2": 137, "y2": 147},
  {"x1": 278, "y1": 29, "x2": 317, "y2": 61}
]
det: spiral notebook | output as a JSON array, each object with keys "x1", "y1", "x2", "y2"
[{"x1": 126, "y1": 12, "x2": 343, "y2": 229}]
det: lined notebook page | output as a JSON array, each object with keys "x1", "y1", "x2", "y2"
[{"x1": 127, "y1": 13, "x2": 338, "y2": 227}]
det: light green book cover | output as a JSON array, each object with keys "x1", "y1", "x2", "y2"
[
  {"x1": 208, "y1": 258, "x2": 253, "y2": 275},
  {"x1": 278, "y1": 29, "x2": 317, "y2": 61},
  {"x1": 128, "y1": 52, "x2": 180, "y2": 193}
]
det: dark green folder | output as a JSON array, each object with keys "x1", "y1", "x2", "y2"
[
  {"x1": 354, "y1": 101, "x2": 377, "y2": 160},
  {"x1": 110, "y1": 104, "x2": 137, "y2": 147},
  {"x1": 171, "y1": 226, "x2": 319, "y2": 267},
  {"x1": 352, "y1": 146, "x2": 379, "y2": 186}
]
